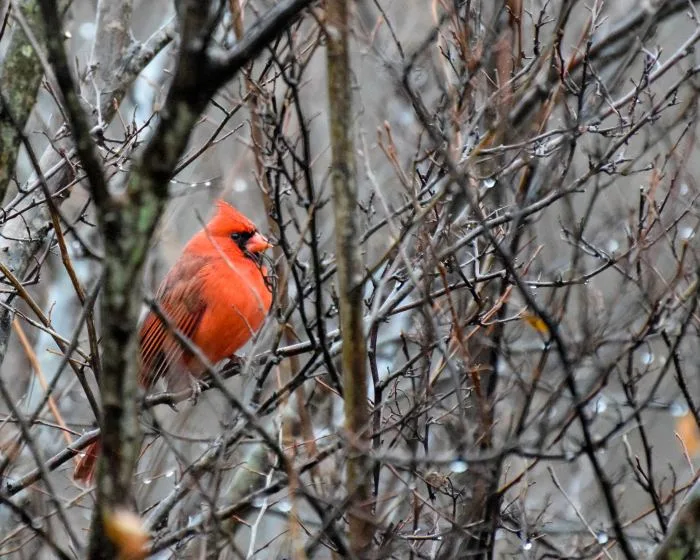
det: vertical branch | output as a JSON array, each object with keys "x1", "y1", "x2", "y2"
[
  {"x1": 325, "y1": 1, "x2": 373, "y2": 553},
  {"x1": 0, "y1": 0, "x2": 50, "y2": 201},
  {"x1": 36, "y1": 0, "x2": 136, "y2": 557}
]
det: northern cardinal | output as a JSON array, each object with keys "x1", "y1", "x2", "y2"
[{"x1": 74, "y1": 200, "x2": 273, "y2": 482}]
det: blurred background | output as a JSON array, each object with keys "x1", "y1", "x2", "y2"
[{"x1": 1, "y1": 0, "x2": 699, "y2": 558}]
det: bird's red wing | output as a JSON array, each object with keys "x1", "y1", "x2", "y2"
[{"x1": 138, "y1": 256, "x2": 209, "y2": 390}]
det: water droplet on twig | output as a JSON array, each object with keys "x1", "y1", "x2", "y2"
[{"x1": 670, "y1": 401, "x2": 689, "y2": 417}]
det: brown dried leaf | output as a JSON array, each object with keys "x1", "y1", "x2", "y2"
[{"x1": 103, "y1": 508, "x2": 149, "y2": 560}]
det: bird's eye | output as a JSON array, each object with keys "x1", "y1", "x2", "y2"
[{"x1": 231, "y1": 231, "x2": 253, "y2": 244}]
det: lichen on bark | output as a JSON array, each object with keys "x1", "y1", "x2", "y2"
[{"x1": 0, "y1": 0, "x2": 47, "y2": 202}]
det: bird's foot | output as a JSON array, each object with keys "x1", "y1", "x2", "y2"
[
  {"x1": 221, "y1": 354, "x2": 245, "y2": 379},
  {"x1": 226, "y1": 353, "x2": 245, "y2": 366},
  {"x1": 188, "y1": 375, "x2": 209, "y2": 405}
]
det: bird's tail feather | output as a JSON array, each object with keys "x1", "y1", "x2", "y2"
[{"x1": 74, "y1": 440, "x2": 100, "y2": 484}]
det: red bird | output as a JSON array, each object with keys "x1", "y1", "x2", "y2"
[{"x1": 74, "y1": 200, "x2": 273, "y2": 482}]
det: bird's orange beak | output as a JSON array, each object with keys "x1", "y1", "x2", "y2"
[{"x1": 246, "y1": 232, "x2": 273, "y2": 253}]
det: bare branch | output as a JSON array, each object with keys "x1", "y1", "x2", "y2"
[{"x1": 326, "y1": 0, "x2": 373, "y2": 553}]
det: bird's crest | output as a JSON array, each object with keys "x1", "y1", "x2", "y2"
[{"x1": 210, "y1": 199, "x2": 257, "y2": 235}]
